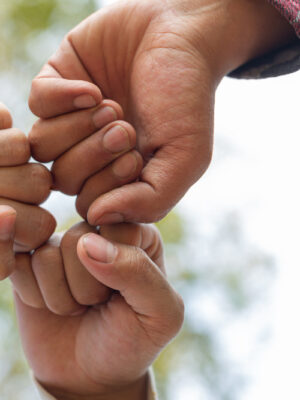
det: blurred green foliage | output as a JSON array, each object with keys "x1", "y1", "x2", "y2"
[
  {"x1": 0, "y1": 1, "x2": 275, "y2": 399},
  {"x1": 0, "y1": 0, "x2": 97, "y2": 69}
]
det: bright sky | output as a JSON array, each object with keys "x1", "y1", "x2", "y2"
[{"x1": 180, "y1": 71, "x2": 300, "y2": 399}]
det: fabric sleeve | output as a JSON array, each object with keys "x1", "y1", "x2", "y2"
[
  {"x1": 269, "y1": 0, "x2": 300, "y2": 37},
  {"x1": 32, "y1": 369, "x2": 158, "y2": 400},
  {"x1": 229, "y1": 0, "x2": 300, "y2": 79}
]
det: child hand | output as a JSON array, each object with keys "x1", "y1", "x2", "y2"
[{"x1": 11, "y1": 222, "x2": 184, "y2": 399}]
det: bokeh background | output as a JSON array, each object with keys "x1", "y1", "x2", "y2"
[{"x1": 0, "y1": 1, "x2": 299, "y2": 399}]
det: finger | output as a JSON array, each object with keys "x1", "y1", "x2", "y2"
[
  {"x1": 61, "y1": 222, "x2": 111, "y2": 306},
  {"x1": 29, "y1": 64, "x2": 102, "y2": 119},
  {"x1": 0, "y1": 103, "x2": 13, "y2": 129},
  {"x1": 0, "y1": 199, "x2": 56, "y2": 252},
  {"x1": 10, "y1": 253, "x2": 45, "y2": 308},
  {"x1": 52, "y1": 121, "x2": 137, "y2": 195},
  {"x1": 32, "y1": 235, "x2": 86, "y2": 316},
  {"x1": 76, "y1": 150, "x2": 143, "y2": 219},
  {"x1": 100, "y1": 223, "x2": 164, "y2": 271},
  {"x1": 0, "y1": 128, "x2": 30, "y2": 166},
  {"x1": 77, "y1": 233, "x2": 184, "y2": 342},
  {"x1": 0, "y1": 164, "x2": 52, "y2": 205},
  {"x1": 87, "y1": 143, "x2": 211, "y2": 224},
  {"x1": 0, "y1": 205, "x2": 16, "y2": 280},
  {"x1": 29, "y1": 100, "x2": 123, "y2": 162}
]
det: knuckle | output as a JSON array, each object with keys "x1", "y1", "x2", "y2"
[
  {"x1": 28, "y1": 79, "x2": 42, "y2": 114},
  {"x1": 29, "y1": 164, "x2": 52, "y2": 203},
  {"x1": 145, "y1": 208, "x2": 168, "y2": 224},
  {"x1": 122, "y1": 247, "x2": 150, "y2": 281},
  {"x1": 167, "y1": 292, "x2": 185, "y2": 336},
  {"x1": 20, "y1": 294, "x2": 45, "y2": 309},
  {"x1": 47, "y1": 301, "x2": 80, "y2": 317},
  {"x1": 33, "y1": 243, "x2": 59, "y2": 265},
  {"x1": 14, "y1": 254, "x2": 45, "y2": 309},
  {"x1": 0, "y1": 258, "x2": 14, "y2": 280},
  {"x1": 34, "y1": 211, "x2": 56, "y2": 245},
  {"x1": 73, "y1": 292, "x2": 92, "y2": 306},
  {"x1": 129, "y1": 246, "x2": 146, "y2": 268},
  {"x1": 73, "y1": 290, "x2": 107, "y2": 306},
  {"x1": 75, "y1": 195, "x2": 88, "y2": 220},
  {"x1": 61, "y1": 222, "x2": 92, "y2": 251},
  {"x1": 28, "y1": 120, "x2": 44, "y2": 161},
  {"x1": 175, "y1": 293, "x2": 185, "y2": 327},
  {"x1": 51, "y1": 162, "x2": 77, "y2": 195},
  {"x1": 201, "y1": 147, "x2": 213, "y2": 173},
  {"x1": 49, "y1": 306, "x2": 76, "y2": 317},
  {"x1": 3, "y1": 129, "x2": 30, "y2": 164},
  {"x1": 0, "y1": 107, "x2": 12, "y2": 129}
]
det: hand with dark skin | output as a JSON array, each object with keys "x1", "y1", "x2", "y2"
[
  {"x1": 28, "y1": 0, "x2": 297, "y2": 225},
  {"x1": 0, "y1": 103, "x2": 55, "y2": 279},
  {"x1": 9, "y1": 222, "x2": 184, "y2": 400}
]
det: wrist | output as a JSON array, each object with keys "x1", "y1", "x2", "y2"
[
  {"x1": 169, "y1": 0, "x2": 297, "y2": 82},
  {"x1": 212, "y1": 0, "x2": 297, "y2": 78},
  {"x1": 41, "y1": 374, "x2": 148, "y2": 400}
]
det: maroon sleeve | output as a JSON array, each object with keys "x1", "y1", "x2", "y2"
[
  {"x1": 268, "y1": 0, "x2": 300, "y2": 37},
  {"x1": 229, "y1": 0, "x2": 300, "y2": 78}
]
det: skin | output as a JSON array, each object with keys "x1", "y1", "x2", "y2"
[
  {"x1": 0, "y1": 1, "x2": 296, "y2": 398},
  {"x1": 0, "y1": 104, "x2": 55, "y2": 279},
  {"x1": 0, "y1": 103, "x2": 142, "y2": 303},
  {"x1": 9, "y1": 222, "x2": 184, "y2": 400},
  {"x1": 28, "y1": 0, "x2": 297, "y2": 225}
]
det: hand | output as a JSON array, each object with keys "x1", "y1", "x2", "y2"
[
  {"x1": 28, "y1": 0, "x2": 296, "y2": 225},
  {"x1": 12, "y1": 222, "x2": 184, "y2": 400},
  {"x1": 29, "y1": 96, "x2": 144, "y2": 220},
  {"x1": 0, "y1": 103, "x2": 55, "y2": 279}
]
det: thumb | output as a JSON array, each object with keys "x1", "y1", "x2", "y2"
[
  {"x1": 77, "y1": 233, "x2": 184, "y2": 336},
  {"x1": 87, "y1": 144, "x2": 211, "y2": 225},
  {"x1": 0, "y1": 205, "x2": 16, "y2": 280}
]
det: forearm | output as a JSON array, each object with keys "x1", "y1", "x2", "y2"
[
  {"x1": 215, "y1": 0, "x2": 298, "y2": 77},
  {"x1": 177, "y1": 0, "x2": 298, "y2": 81}
]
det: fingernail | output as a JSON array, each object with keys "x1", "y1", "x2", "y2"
[
  {"x1": 0, "y1": 211, "x2": 16, "y2": 240},
  {"x1": 103, "y1": 126, "x2": 129, "y2": 153},
  {"x1": 96, "y1": 213, "x2": 124, "y2": 225},
  {"x1": 83, "y1": 234, "x2": 117, "y2": 263},
  {"x1": 93, "y1": 106, "x2": 117, "y2": 128},
  {"x1": 112, "y1": 152, "x2": 137, "y2": 178},
  {"x1": 74, "y1": 94, "x2": 97, "y2": 109}
]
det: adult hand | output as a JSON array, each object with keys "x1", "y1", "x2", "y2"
[
  {"x1": 0, "y1": 103, "x2": 55, "y2": 279},
  {"x1": 28, "y1": 0, "x2": 296, "y2": 224},
  {"x1": 12, "y1": 222, "x2": 184, "y2": 400}
]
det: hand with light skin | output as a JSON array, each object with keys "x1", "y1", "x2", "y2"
[
  {"x1": 0, "y1": 103, "x2": 55, "y2": 279},
  {"x1": 9, "y1": 221, "x2": 184, "y2": 400},
  {"x1": 28, "y1": 0, "x2": 297, "y2": 225}
]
